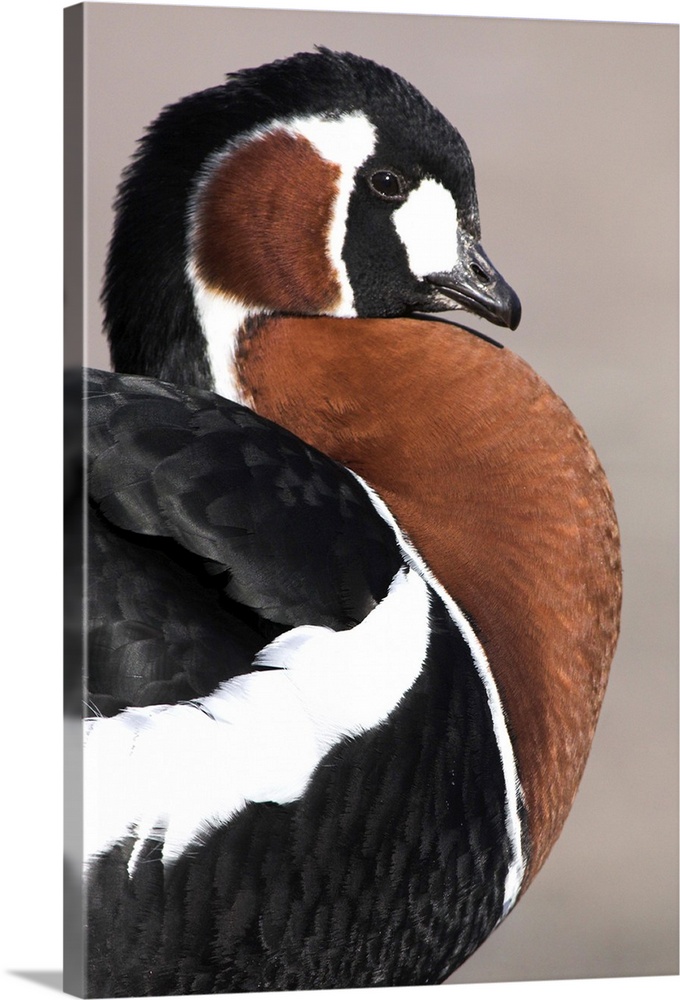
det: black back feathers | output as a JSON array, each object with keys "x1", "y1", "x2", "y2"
[{"x1": 79, "y1": 368, "x2": 402, "y2": 711}]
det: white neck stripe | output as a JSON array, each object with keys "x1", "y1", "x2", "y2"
[
  {"x1": 186, "y1": 112, "x2": 376, "y2": 399},
  {"x1": 348, "y1": 470, "x2": 526, "y2": 915},
  {"x1": 186, "y1": 261, "x2": 252, "y2": 402},
  {"x1": 290, "y1": 113, "x2": 376, "y2": 316}
]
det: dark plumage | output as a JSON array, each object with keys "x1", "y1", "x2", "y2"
[
  {"x1": 83, "y1": 367, "x2": 401, "y2": 711},
  {"x1": 78, "y1": 368, "x2": 522, "y2": 994}
]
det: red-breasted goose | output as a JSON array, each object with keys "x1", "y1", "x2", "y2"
[{"x1": 76, "y1": 48, "x2": 621, "y2": 994}]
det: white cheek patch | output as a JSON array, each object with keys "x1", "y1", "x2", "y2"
[
  {"x1": 393, "y1": 178, "x2": 460, "y2": 278},
  {"x1": 84, "y1": 566, "x2": 430, "y2": 874}
]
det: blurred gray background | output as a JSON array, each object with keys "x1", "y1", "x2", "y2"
[{"x1": 80, "y1": 3, "x2": 678, "y2": 986}]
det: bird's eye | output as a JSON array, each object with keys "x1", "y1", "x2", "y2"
[{"x1": 368, "y1": 170, "x2": 405, "y2": 201}]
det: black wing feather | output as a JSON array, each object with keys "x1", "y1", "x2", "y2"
[{"x1": 78, "y1": 369, "x2": 403, "y2": 711}]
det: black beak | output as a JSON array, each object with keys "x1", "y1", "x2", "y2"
[{"x1": 426, "y1": 240, "x2": 521, "y2": 330}]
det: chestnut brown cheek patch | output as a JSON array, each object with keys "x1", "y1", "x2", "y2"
[{"x1": 192, "y1": 130, "x2": 342, "y2": 313}]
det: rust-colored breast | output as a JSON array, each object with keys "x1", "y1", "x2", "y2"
[
  {"x1": 238, "y1": 315, "x2": 622, "y2": 885},
  {"x1": 191, "y1": 129, "x2": 343, "y2": 314}
]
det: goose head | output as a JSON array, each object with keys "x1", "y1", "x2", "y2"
[{"x1": 103, "y1": 48, "x2": 520, "y2": 398}]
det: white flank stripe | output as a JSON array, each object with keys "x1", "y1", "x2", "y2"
[
  {"x1": 348, "y1": 471, "x2": 527, "y2": 916},
  {"x1": 392, "y1": 177, "x2": 460, "y2": 277},
  {"x1": 83, "y1": 566, "x2": 430, "y2": 873}
]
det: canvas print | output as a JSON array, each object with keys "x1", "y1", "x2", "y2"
[{"x1": 64, "y1": 4, "x2": 678, "y2": 997}]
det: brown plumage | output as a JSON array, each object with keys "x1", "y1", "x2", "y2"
[
  {"x1": 237, "y1": 314, "x2": 622, "y2": 884},
  {"x1": 191, "y1": 130, "x2": 343, "y2": 313}
]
